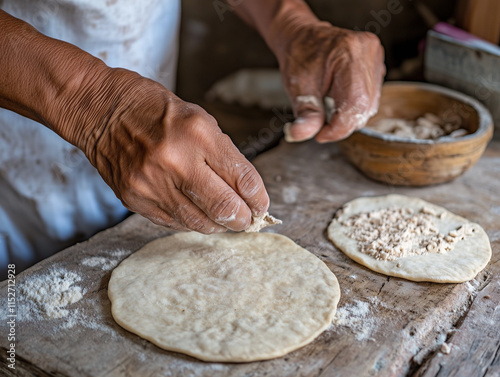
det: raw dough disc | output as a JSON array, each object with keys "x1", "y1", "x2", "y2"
[
  {"x1": 109, "y1": 232, "x2": 340, "y2": 362},
  {"x1": 328, "y1": 195, "x2": 491, "y2": 283}
]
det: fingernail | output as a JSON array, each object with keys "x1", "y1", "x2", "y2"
[{"x1": 283, "y1": 122, "x2": 298, "y2": 143}]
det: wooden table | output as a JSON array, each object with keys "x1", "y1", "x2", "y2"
[{"x1": 1, "y1": 136, "x2": 499, "y2": 377}]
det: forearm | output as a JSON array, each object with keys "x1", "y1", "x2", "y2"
[
  {"x1": 0, "y1": 10, "x2": 122, "y2": 155},
  {"x1": 231, "y1": 0, "x2": 319, "y2": 58},
  {"x1": 0, "y1": 12, "x2": 271, "y2": 233}
]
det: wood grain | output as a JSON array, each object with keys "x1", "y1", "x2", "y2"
[{"x1": 1, "y1": 136, "x2": 499, "y2": 377}]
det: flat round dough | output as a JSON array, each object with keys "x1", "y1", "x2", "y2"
[
  {"x1": 328, "y1": 194, "x2": 491, "y2": 283},
  {"x1": 109, "y1": 232, "x2": 340, "y2": 362}
]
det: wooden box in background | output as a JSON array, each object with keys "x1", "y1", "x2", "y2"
[{"x1": 424, "y1": 30, "x2": 500, "y2": 132}]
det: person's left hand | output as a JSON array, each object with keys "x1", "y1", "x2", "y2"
[{"x1": 274, "y1": 21, "x2": 385, "y2": 143}]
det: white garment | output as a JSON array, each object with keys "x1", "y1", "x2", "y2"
[{"x1": 0, "y1": 0, "x2": 181, "y2": 277}]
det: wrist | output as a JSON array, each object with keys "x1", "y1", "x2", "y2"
[
  {"x1": 60, "y1": 66, "x2": 177, "y2": 169},
  {"x1": 48, "y1": 61, "x2": 109, "y2": 156},
  {"x1": 51, "y1": 65, "x2": 145, "y2": 166}
]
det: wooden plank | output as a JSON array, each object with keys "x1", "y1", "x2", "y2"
[
  {"x1": 414, "y1": 273, "x2": 500, "y2": 376},
  {"x1": 1, "y1": 137, "x2": 499, "y2": 377}
]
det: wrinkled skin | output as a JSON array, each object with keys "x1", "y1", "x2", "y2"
[
  {"x1": 82, "y1": 21, "x2": 384, "y2": 233},
  {"x1": 277, "y1": 23, "x2": 386, "y2": 143},
  {"x1": 0, "y1": 6, "x2": 384, "y2": 236},
  {"x1": 82, "y1": 70, "x2": 270, "y2": 233}
]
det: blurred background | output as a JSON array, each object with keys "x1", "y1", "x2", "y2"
[
  {"x1": 177, "y1": 0, "x2": 457, "y2": 101},
  {"x1": 175, "y1": 0, "x2": 499, "y2": 157}
]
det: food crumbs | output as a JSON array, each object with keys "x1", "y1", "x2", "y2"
[
  {"x1": 440, "y1": 342, "x2": 451, "y2": 354},
  {"x1": 341, "y1": 207, "x2": 475, "y2": 261}
]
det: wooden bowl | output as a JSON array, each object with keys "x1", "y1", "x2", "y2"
[{"x1": 338, "y1": 82, "x2": 494, "y2": 186}]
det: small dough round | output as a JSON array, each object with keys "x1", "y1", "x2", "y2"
[
  {"x1": 328, "y1": 194, "x2": 491, "y2": 283},
  {"x1": 109, "y1": 232, "x2": 340, "y2": 362}
]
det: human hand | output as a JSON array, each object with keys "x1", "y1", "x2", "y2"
[
  {"x1": 0, "y1": 10, "x2": 267, "y2": 233},
  {"x1": 275, "y1": 22, "x2": 385, "y2": 143},
  {"x1": 65, "y1": 69, "x2": 269, "y2": 233}
]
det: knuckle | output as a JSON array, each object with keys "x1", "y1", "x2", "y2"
[
  {"x1": 215, "y1": 132, "x2": 233, "y2": 146},
  {"x1": 213, "y1": 132, "x2": 238, "y2": 156},
  {"x1": 360, "y1": 31, "x2": 380, "y2": 44},
  {"x1": 119, "y1": 191, "x2": 135, "y2": 208},
  {"x1": 343, "y1": 31, "x2": 360, "y2": 44},
  {"x1": 119, "y1": 174, "x2": 146, "y2": 205},
  {"x1": 210, "y1": 191, "x2": 240, "y2": 222},
  {"x1": 179, "y1": 207, "x2": 210, "y2": 232},
  {"x1": 236, "y1": 164, "x2": 261, "y2": 198},
  {"x1": 185, "y1": 111, "x2": 219, "y2": 141},
  {"x1": 179, "y1": 166, "x2": 207, "y2": 198},
  {"x1": 338, "y1": 32, "x2": 362, "y2": 51},
  {"x1": 248, "y1": 193, "x2": 269, "y2": 217},
  {"x1": 149, "y1": 215, "x2": 183, "y2": 230},
  {"x1": 126, "y1": 172, "x2": 146, "y2": 192},
  {"x1": 343, "y1": 31, "x2": 383, "y2": 58},
  {"x1": 209, "y1": 191, "x2": 250, "y2": 229}
]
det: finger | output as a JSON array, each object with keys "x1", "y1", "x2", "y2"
[
  {"x1": 285, "y1": 94, "x2": 325, "y2": 142},
  {"x1": 125, "y1": 198, "x2": 189, "y2": 232},
  {"x1": 123, "y1": 172, "x2": 228, "y2": 234},
  {"x1": 158, "y1": 188, "x2": 229, "y2": 234},
  {"x1": 316, "y1": 73, "x2": 375, "y2": 143},
  {"x1": 179, "y1": 162, "x2": 254, "y2": 232},
  {"x1": 316, "y1": 33, "x2": 385, "y2": 143},
  {"x1": 205, "y1": 133, "x2": 269, "y2": 217},
  {"x1": 316, "y1": 108, "x2": 372, "y2": 143}
]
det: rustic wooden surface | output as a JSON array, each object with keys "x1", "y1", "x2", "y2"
[{"x1": 1, "y1": 135, "x2": 499, "y2": 377}]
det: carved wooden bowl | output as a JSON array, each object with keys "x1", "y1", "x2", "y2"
[{"x1": 338, "y1": 82, "x2": 494, "y2": 186}]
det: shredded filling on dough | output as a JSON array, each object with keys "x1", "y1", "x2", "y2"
[{"x1": 341, "y1": 207, "x2": 476, "y2": 261}]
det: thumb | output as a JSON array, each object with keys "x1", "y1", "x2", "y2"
[{"x1": 284, "y1": 94, "x2": 326, "y2": 143}]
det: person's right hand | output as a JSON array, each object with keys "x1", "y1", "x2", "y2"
[
  {"x1": 63, "y1": 68, "x2": 270, "y2": 233},
  {"x1": 0, "y1": 10, "x2": 267, "y2": 233}
]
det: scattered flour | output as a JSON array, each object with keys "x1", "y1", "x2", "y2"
[
  {"x1": 333, "y1": 299, "x2": 379, "y2": 341},
  {"x1": 19, "y1": 268, "x2": 83, "y2": 319},
  {"x1": 16, "y1": 249, "x2": 129, "y2": 324},
  {"x1": 12, "y1": 259, "x2": 130, "y2": 339},
  {"x1": 464, "y1": 281, "x2": 475, "y2": 293},
  {"x1": 107, "y1": 249, "x2": 130, "y2": 258},
  {"x1": 82, "y1": 249, "x2": 130, "y2": 270},
  {"x1": 82, "y1": 256, "x2": 118, "y2": 271},
  {"x1": 60, "y1": 305, "x2": 119, "y2": 338},
  {"x1": 282, "y1": 186, "x2": 300, "y2": 204},
  {"x1": 464, "y1": 278, "x2": 483, "y2": 293}
]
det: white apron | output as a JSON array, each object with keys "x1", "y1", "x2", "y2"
[{"x1": 0, "y1": 0, "x2": 181, "y2": 276}]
